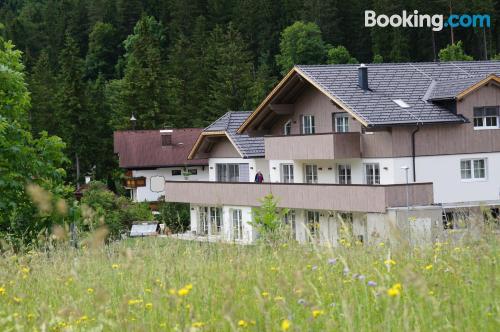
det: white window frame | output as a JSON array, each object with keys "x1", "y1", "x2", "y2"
[
  {"x1": 306, "y1": 210, "x2": 320, "y2": 241},
  {"x1": 199, "y1": 207, "x2": 209, "y2": 235},
  {"x1": 231, "y1": 209, "x2": 243, "y2": 240},
  {"x1": 304, "y1": 164, "x2": 318, "y2": 184},
  {"x1": 216, "y1": 163, "x2": 239, "y2": 182},
  {"x1": 460, "y1": 158, "x2": 487, "y2": 181},
  {"x1": 334, "y1": 113, "x2": 349, "y2": 133},
  {"x1": 301, "y1": 115, "x2": 315, "y2": 135},
  {"x1": 363, "y1": 163, "x2": 380, "y2": 185},
  {"x1": 473, "y1": 106, "x2": 499, "y2": 130},
  {"x1": 280, "y1": 164, "x2": 294, "y2": 183},
  {"x1": 337, "y1": 164, "x2": 351, "y2": 184},
  {"x1": 283, "y1": 120, "x2": 292, "y2": 136},
  {"x1": 209, "y1": 207, "x2": 222, "y2": 235},
  {"x1": 283, "y1": 209, "x2": 296, "y2": 238}
]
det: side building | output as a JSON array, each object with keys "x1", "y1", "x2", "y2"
[
  {"x1": 114, "y1": 128, "x2": 208, "y2": 202},
  {"x1": 165, "y1": 61, "x2": 500, "y2": 244}
]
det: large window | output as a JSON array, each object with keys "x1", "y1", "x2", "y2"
[
  {"x1": 231, "y1": 209, "x2": 243, "y2": 240},
  {"x1": 304, "y1": 164, "x2": 318, "y2": 184},
  {"x1": 334, "y1": 113, "x2": 349, "y2": 132},
  {"x1": 280, "y1": 164, "x2": 294, "y2": 183},
  {"x1": 460, "y1": 158, "x2": 486, "y2": 180},
  {"x1": 337, "y1": 164, "x2": 351, "y2": 184},
  {"x1": 283, "y1": 209, "x2": 296, "y2": 238},
  {"x1": 199, "y1": 207, "x2": 209, "y2": 235},
  {"x1": 216, "y1": 164, "x2": 240, "y2": 182},
  {"x1": 210, "y1": 207, "x2": 222, "y2": 235},
  {"x1": 473, "y1": 106, "x2": 499, "y2": 129},
  {"x1": 301, "y1": 115, "x2": 315, "y2": 134},
  {"x1": 283, "y1": 120, "x2": 292, "y2": 136},
  {"x1": 306, "y1": 211, "x2": 320, "y2": 241},
  {"x1": 364, "y1": 163, "x2": 380, "y2": 185}
]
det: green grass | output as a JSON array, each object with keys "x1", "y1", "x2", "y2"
[{"x1": 0, "y1": 237, "x2": 498, "y2": 331}]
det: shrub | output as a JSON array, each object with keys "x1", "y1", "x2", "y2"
[{"x1": 156, "y1": 202, "x2": 190, "y2": 233}]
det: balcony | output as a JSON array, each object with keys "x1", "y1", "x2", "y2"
[
  {"x1": 264, "y1": 132, "x2": 360, "y2": 160},
  {"x1": 165, "y1": 181, "x2": 434, "y2": 213}
]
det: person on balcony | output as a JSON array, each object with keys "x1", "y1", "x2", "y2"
[{"x1": 254, "y1": 171, "x2": 264, "y2": 183}]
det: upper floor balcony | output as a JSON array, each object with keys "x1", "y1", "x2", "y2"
[
  {"x1": 264, "y1": 132, "x2": 361, "y2": 160},
  {"x1": 164, "y1": 181, "x2": 434, "y2": 213}
]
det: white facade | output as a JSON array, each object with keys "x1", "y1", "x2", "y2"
[
  {"x1": 131, "y1": 166, "x2": 208, "y2": 202},
  {"x1": 208, "y1": 157, "x2": 269, "y2": 183}
]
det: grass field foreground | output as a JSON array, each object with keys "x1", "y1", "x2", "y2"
[{"x1": 0, "y1": 235, "x2": 498, "y2": 331}]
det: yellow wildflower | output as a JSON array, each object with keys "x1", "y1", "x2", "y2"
[
  {"x1": 145, "y1": 288, "x2": 152, "y2": 293},
  {"x1": 128, "y1": 299, "x2": 143, "y2": 305},
  {"x1": 274, "y1": 296, "x2": 284, "y2": 302},
  {"x1": 387, "y1": 283, "x2": 402, "y2": 297},
  {"x1": 261, "y1": 291, "x2": 269, "y2": 298},
  {"x1": 0, "y1": 286, "x2": 6, "y2": 296},
  {"x1": 281, "y1": 319, "x2": 291, "y2": 331},
  {"x1": 424, "y1": 264, "x2": 433, "y2": 270},
  {"x1": 428, "y1": 290, "x2": 434, "y2": 296},
  {"x1": 145, "y1": 303, "x2": 153, "y2": 310},
  {"x1": 379, "y1": 242, "x2": 385, "y2": 247},
  {"x1": 312, "y1": 309, "x2": 324, "y2": 319},
  {"x1": 21, "y1": 267, "x2": 30, "y2": 274},
  {"x1": 192, "y1": 322, "x2": 205, "y2": 328},
  {"x1": 238, "y1": 320, "x2": 249, "y2": 328},
  {"x1": 111, "y1": 264, "x2": 120, "y2": 269},
  {"x1": 87, "y1": 288, "x2": 94, "y2": 294},
  {"x1": 185, "y1": 284, "x2": 193, "y2": 290},
  {"x1": 13, "y1": 296, "x2": 22, "y2": 303},
  {"x1": 178, "y1": 287, "x2": 190, "y2": 296},
  {"x1": 168, "y1": 288, "x2": 176, "y2": 295},
  {"x1": 384, "y1": 259, "x2": 396, "y2": 266}
]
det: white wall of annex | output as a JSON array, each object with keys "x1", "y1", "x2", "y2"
[{"x1": 132, "y1": 166, "x2": 208, "y2": 202}]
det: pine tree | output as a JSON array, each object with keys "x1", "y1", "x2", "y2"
[
  {"x1": 85, "y1": 22, "x2": 119, "y2": 79},
  {"x1": 203, "y1": 24, "x2": 254, "y2": 124},
  {"x1": 28, "y1": 50, "x2": 57, "y2": 135}
]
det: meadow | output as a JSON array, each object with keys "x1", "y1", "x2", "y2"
[{"x1": 0, "y1": 235, "x2": 498, "y2": 331}]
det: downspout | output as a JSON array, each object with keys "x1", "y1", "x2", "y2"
[{"x1": 411, "y1": 125, "x2": 421, "y2": 182}]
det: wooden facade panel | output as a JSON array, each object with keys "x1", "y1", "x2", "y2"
[
  {"x1": 265, "y1": 133, "x2": 360, "y2": 160},
  {"x1": 165, "y1": 181, "x2": 434, "y2": 213}
]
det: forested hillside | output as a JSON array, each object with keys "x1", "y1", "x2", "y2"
[{"x1": 1, "y1": 0, "x2": 499, "y2": 184}]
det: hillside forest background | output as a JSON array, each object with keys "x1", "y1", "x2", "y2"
[{"x1": 1, "y1": 0, "x2": 499, "y2": 186}]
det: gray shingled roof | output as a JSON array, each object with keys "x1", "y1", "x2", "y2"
[
  {"x1": 205, "y1": 111, "x2": 264, "y2": 158},
  {"x1": 297, "y1": 61, "x2": 500, "y2": 126},
  {"x1": 427, "y1": 75, "x2": 488, "y2": 101}
]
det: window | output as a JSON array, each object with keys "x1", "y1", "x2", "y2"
[
  {"x1": 161, "y1": 134, "x2": 172, "y2": 146},
  {"x1": 171, "y1": 170, "x2": 182, "y2": 176},
  {"x1": 337, "y1": 164, "x2": 351, "y2": 184},
  {"x1": 231, "y1": 209, "x2": 243, "y2": 240},
  {"x1": 280, "y1": 164, "x2": 294, "y2": 183},
  {"x1": 284, "y1": 120, "x2": 292, "y2": 136},
  {"x1": 473, "y1": 106, "x2": 499, "y2": 129},
  {"x1": 187, "y1": 169, "x2": 197, "y2": 175},
  {"x1": 199, "y1": 207, "x2": 209, "y2": 235},
  {"x1": 301, "y1": 115, "x2": 315, "y2": 134},
  {"x1": 442, "y1": 210, "x2": 469, "y2": 230},
  {"x1": 283, "y1": 210, "x2": 296, "y2": 238},
  {"x1": 304, "y1": 164, "x2": 318, "y2": 184},
  {"x1": 306, "y1": 211, "x2": 320, "y2": 241},
  {"x1": 216, "y1": 164, "x2": 240, "y2": 182},
  {"x1": 334, "y1": 113, "x2": 349, "y2": 132},
  {"x1": 460, "y1": 158, "x2": 486, "y2": 180},
  {"x1": 210, "y1": 207, "x2": 222, "y2": 235},
  {"x1": 364, "y1": 163, "x2": 380, "y2": 185}
]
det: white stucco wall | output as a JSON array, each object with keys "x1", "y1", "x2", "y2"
[{"x1": 132, "y1": 166, "x2": 208, "y2": 202}]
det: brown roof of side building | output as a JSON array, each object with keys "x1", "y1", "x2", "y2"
[{"x1": 114, "y1": 128, "x2": 208, "y2": 169}]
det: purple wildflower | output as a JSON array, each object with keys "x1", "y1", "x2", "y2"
[
  {"x1": 367, "y1": 281, "x2": 377, "y2": 287},
  {"x1": 328, "y1": 258, "x2": 337, "y2": 265}
]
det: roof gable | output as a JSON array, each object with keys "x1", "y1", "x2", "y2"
[{"x1": 239, "y1": 61, "x2": 500, "y2": 132}]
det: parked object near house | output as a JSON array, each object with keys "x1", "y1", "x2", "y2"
[
  {"x1": 130, "y1": 222, "x2": 160, "y2": 237},
  {"x1": 165, "y1": 61, "x2": 500, "y2": 245},
  {"x1": 114, "y1": 128, "x2": 209, "y2": 202}
]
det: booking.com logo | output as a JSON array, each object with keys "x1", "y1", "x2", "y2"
[{"x1": 365, "y1": 10, "x2": 491, "y2": 31}]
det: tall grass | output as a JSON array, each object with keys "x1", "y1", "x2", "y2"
[{"x1": 0, "y1": 236, "x2": 498, "y2": 331}]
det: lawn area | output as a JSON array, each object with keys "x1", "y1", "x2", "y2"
[{"x1": 0, "y1": 236, "x2": 498, "y2": 331}]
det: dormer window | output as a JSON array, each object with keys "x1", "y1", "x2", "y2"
[
  {"x1": 301, "y1": 115, "x2": 315, "y2": 135},
  {"x1": 283, "y1": 120, "x2": 292, "y2": 136},
  {"x1": 473, "y1": 106, "x2": 499, "y2": 129}
]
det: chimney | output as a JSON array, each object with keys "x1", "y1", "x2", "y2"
[{"x1": 358, "y1": 64, "x2": 368, "y2": 91}]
